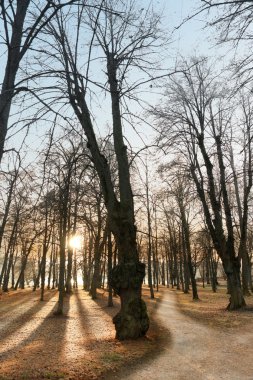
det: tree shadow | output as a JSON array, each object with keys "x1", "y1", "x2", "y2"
[
  {"x1": 88, "y1": 289, "x2": 120, "y2": 319},
  {"x1": 75, "y1": 290, "x2": 116, "y2": 341},
  {"x1": 0, "y1": 289, "x2": 37, "y2": 314},
  {"x1": 102, "y1": 287, "x2": 172, "y2": 380},
  {"x1": 75, "y1": 287, "x2": 172, "y2": 380},
  {"x1": 0, "y1": 290, "x2": 57, "y2": 342},
  {"x1": 0, "y1": 292, "x2": 70, "y2": 379}
]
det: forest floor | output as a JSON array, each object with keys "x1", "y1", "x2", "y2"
[
  {"x1": 174, "y1": 282, "x2": 253, "y2": 329},
  {"x1": 1, "y1": 285, "x2": 253, "y2": 380},
  {"x1": 0, "y1": 286, "x2": 164, "y2": 380}
]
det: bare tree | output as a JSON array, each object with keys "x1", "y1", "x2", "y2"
[
  {"x1": 32, "y1": 0, "x2": 165, "y2": 339},
  {"x1": 0, "y1": 0, "x2": 79, "y2": 163},
  {"x1": 198, "y1": 1, "x2": 253, "y2": 85},
  {"x1": 153, "y1": 58, "x2": 247, "y2": 309},
  {"x1": 229, "y1": 93, "x2": 253, "y2": 295},
  {"x1": 158, "y1": 164, "x2": 199, "y2": 299}
]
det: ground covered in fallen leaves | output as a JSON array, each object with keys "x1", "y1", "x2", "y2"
[
  {"x1": 0, "y1": 286, "x2": 163, "y2": 380},
  {"x1": 174, "y1": 282, "x2": 253, "y2": 329},
  {"x1": 2, "y1": 283, "x2": 252, "y2": 380}
]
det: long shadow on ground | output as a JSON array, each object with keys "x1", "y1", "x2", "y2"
[
  {"x1": 0, "y1": 290, "x2": 57, "y2": 342},
  {"x1": 0, "y1": 292, "x2": 70, "y2": 380},
  {"x1": 91, "y1": 287, "x2": 172, "y2": 380}
]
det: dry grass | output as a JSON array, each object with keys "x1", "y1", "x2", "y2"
[{"x1": 173, "y1": 283, "x2": 253, "y2": 329}]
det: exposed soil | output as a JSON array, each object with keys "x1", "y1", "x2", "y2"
[{"x1": 0, "y1": 286, "x2": 163, "y2": 380}]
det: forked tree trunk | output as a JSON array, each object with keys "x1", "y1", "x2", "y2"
[
  {"x1": 59, "y1": 30, "x2": 149, "y2": 338},
  {"x1": 105, "y1": 52, "x2": 149, "y2": 339},
  {"x1": 215, "y1": 136, "x2": 245, "y2": 308},
  {"x1": 191, "y1": 140, "x2": 246, "y2": 309}
]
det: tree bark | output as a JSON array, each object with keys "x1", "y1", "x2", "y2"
[
  {"x1": 107, "y1": 230, "x2": 114, "y2": 307},
  {"x1": 0, "y1": 0, "x2": 30, "y2": 162}
]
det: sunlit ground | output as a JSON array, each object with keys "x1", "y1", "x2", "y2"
[{"x1": 0, "y1": 287, "x2": 161, "y2": 380}]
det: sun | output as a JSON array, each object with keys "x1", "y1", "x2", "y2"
[{"x1": 69, "y1": 235, "x2": 82, "y2": 250}]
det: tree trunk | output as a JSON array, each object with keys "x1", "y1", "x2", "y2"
[
  {"x1": 65, "y1": 247, "x2": 73, "y2": 294},
  {"x1": 47, "y1": 249, "x2": 53, "y2": 289},
  {"x1": 56, "y1": 240, "x2": 65, "y2": 314},
  {"x1": 15, "y1": 253, "x2": 27, "y2": 290},
  {"x1": 110, "y1": 217, "x2": 149, "y2": 340},
  {"x1": 0, "y1": 250, "x2": 9, "y2": 288},
  {"x1": 2, "y1": 225, "x2": 17, "y2": 292},
  {"x1": 147, "y1": 207, "x2": 154, "y2": 298},
  {"x1": 84, "y1": 231, "x2": 93, "y2": 292},
  {"x1": 33, "y1": 255, "x2": 42, "y2": 291},
  {"x1": 181, "y1": 228, "x2": 188, "y2": 293},
  {"x1": 223, "y1": 257, "x2": 245, "y2": 310},
  {"x1": 52, "y1": 249, "x2": 57, "y2": 289},
  {"x1": 180, "y1": 206, "x2": 198, "y2": 300},
  {"x1": 55, "y1": 216, "x2": 67, "y2": 314},
  {"x1": 165, "y1": 248, "x2": 170, "y2": 288},
  {"x1": 189, "y1": 131, "x2": 246, "y2": 308},
  {"x1": 209, "y1": 249, "x2": 217, "y2": 292},
  {"x1": 107, "y1": 230, "x2": 114, "y2": 307},
  {"x1": 161, "y1": 260, "x2": 166, "y2": 286},
  {"x1": 90, "y1": 205, "x2": 106, "y2": 299},
  {"x1": 0, "y1": 1, "x2": 30, "y2": 162},
  {"x1": 90, "y1": 236, "x2": 102, "y2": 299},
  {"x1": 73, "y1": 252, "x2": 78, "y2": 289}
]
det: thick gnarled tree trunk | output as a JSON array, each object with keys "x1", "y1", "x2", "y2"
[
  {"x1": 53, "y1": 5, "x2": 150, "y2": 338},
  {"x1": 106, "y1": 52, "x2": 149, "y2": 339},
  {"x1": 110, "y1": 216, "x2": 149, "y2": 340}
]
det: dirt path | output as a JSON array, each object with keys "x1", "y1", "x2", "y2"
[{"x1": 110, "y1": 289, "x2": 253, "y2": 380}]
